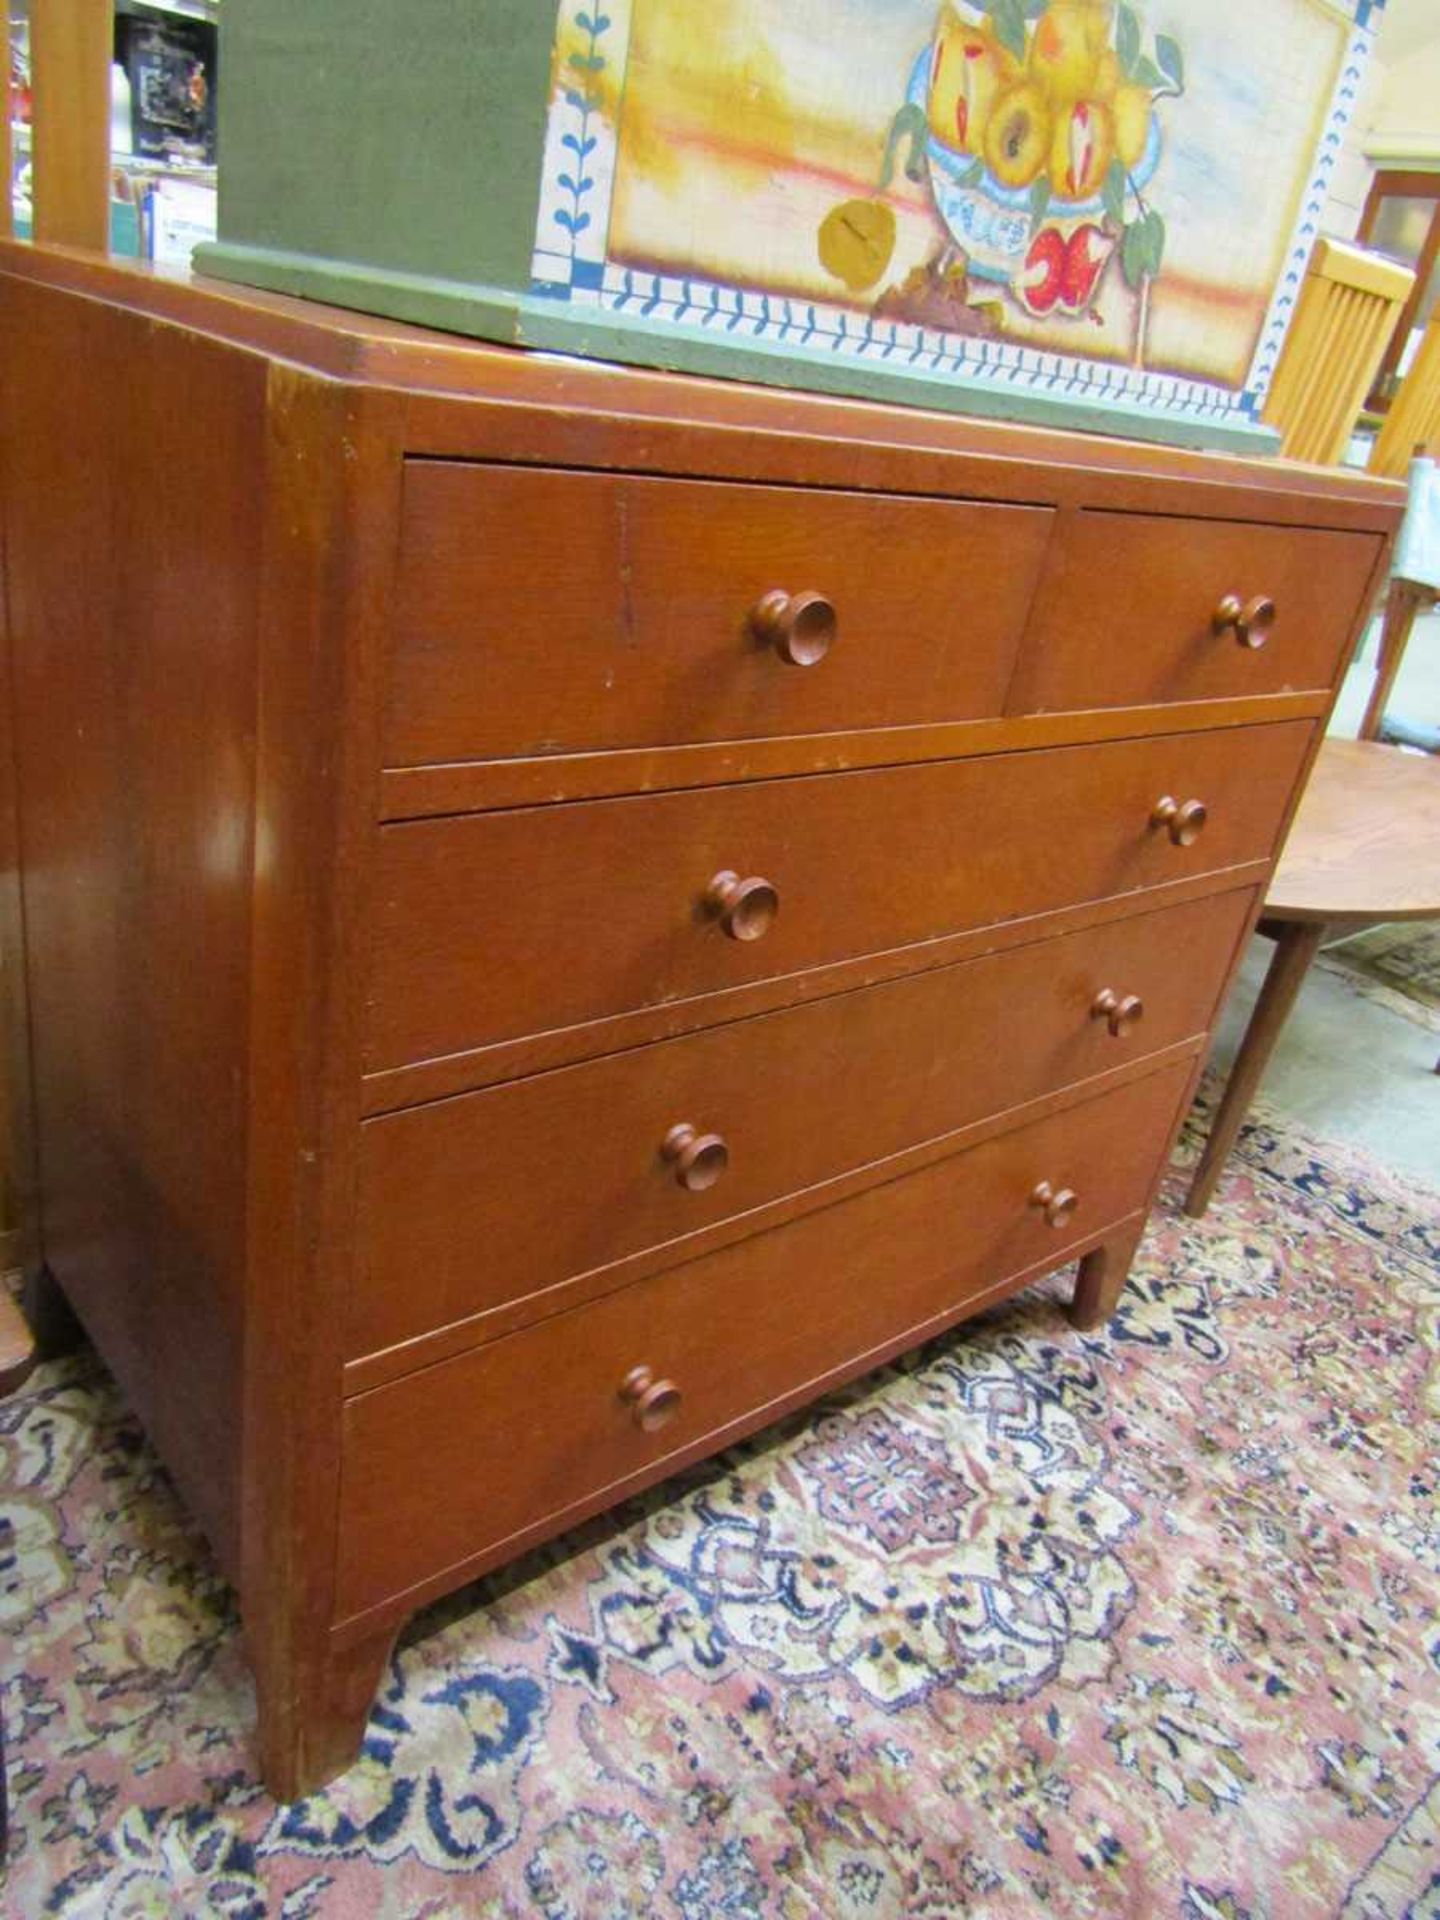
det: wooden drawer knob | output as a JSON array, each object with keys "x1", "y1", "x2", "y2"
[
  {"x1": 1029, "y1": 1180, "x2": 1079, "y2": 1230},
  {"x1": 1151, "y1": 795, "x2": 1208, "y2": 847},
  {"x1": 705, "y1": 869, "x2": 779, "y2": 941},
  {"x1": 1213, "y1": 593, "x2": 1276, "y2": 649},
  {"x1": 750, "y1": 589, "x2": 837, "y2": 666},
  {"x1": 1091, "y1": 987, "x2": 1145, "y2": 1038},
  {"x1": 662, "y1": 1122, "x2": 729, "y2": 1192},
  {"x1": 621, "y1": 1364, "x2": 682, "y2": 1434}
]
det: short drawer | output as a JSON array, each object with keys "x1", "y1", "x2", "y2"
[
  {"x1": 385, "y1": 463, "x2": 1053, "y2": 764},
  {"x1": 367, "y1": 720, "x2": 1310, "y2": 1072},
  {"x1": 353, "y1": 888, "x2": 1250, "y2": 1361},
  {"x1": 336, "y1": 1059, "x2": 1189, "y2": 1622},
  {"x1": 1009, "y1": 511, "x2": 1380, "y2": 713}
]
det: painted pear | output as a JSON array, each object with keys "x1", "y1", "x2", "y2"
[
  {"x1": 927, "y1": 6, "x2": 1020, "y2": 153},
  {"x1": 1112, "y1": 82, "x2": 1152, "y2": 168},
  {"x1": 1092, "y1": 48, "x2": 1121, "y2": 100},
  {"x1": 1029, "y1": 0, "x2": 1112, "y2": 104}
]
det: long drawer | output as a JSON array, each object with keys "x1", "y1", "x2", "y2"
[
  {"x1": 1010, "y1": 511, "x2": 1379, "y2": 713},
  {"x1": 353, "y1": 888, "x2": 1250, "y2": 1363},
  {"x1": 336, "y1": 1059, "x2": 1191, "y2": 1623},
  {"x1": 386, "y1": 463, "x2": 1054, "y2": 764},
  {"x1": 367, "y1": 720, "x2": 1310, "y2": 1072}
]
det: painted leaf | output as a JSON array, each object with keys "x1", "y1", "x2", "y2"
[
  {"x1": 1029, "y1": 177, "x2": 1051, "y2": 236},
  {"x1": 1135, "y1": 55, "x2": 1166, "y2": 91},
  {"x1": 879, "y1": 103, "x2": 928, "y2": 191},
  {"x1": 1019, "y1": 0, "x2": 1049, "y2": 15},
  {"x1": 1117, "y1": 4, "x2": 1141, "y2": 76},
  {"x1": 959, "y1": 157, "x2": 986, "y2": 187},
  {"x1": 1143, "y1": 210, "x2": 1167, "y2": 277},
  {"x1": 1155, "y1": 32, "x2": 1184, "y2": 89},
  {"x1": 1121, "y1": 218, "x2": 1148, "y2": 290},
  {"x1": 990, "y1": 0, "x2": 1028, "y2": 61},
  {"x1": 1103, "y1": 159, "x2": 1127, "y2": 227}
]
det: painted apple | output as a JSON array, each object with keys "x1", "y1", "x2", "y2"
[
  {"x1": 1017, "y1": 222, "x2": 1115, "y2": 316},
  {"x1": 1048, "y1": 96, "x2": 1114, "y2": 200},
  {"x1": 1017, "y1": 226, "x2": 1068, "y2": 315},
  {"x1": 984, "y1": 80, "x2": 1053, "y2": 189},
  {"x1": 1057, "y1": 222, "x2": 1115, "y2": 310}
]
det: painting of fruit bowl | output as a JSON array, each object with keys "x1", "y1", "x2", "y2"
[
  {"x1": 883, "y1": 0, "x2": 1181, "y2": 345},
  {"x1": 911, "y1": 3, "x2": 1165, "y2": 291},
  {"x1": 538, "y1": 0, "x2": 1383, "y2": 448}
]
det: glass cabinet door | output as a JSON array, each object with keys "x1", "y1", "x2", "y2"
[{"x1": 1360, "y1": 170, "x2": 1440, "y2": 408}]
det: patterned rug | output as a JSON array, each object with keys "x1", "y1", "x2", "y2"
[
  {"x1": 3, "y1": 1094, "x2": 1439, "y2": 1919},
  {"x1": 1316, "y1": 924, "x2": 1440, "y2": 1036}
]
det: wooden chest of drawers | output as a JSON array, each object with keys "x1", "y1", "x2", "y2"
[{"x1": 0, "y1": 244, "x2": 1402, "y2": 1798}]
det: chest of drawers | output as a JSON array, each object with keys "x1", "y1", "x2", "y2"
[{"x1": 0, "y1": 244, "x2": 1402, "y2": 1798}]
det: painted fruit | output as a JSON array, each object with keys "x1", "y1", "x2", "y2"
[
  {"x1": 1092, "y1": 48, "x2": 1121, "y2": 101},
  {"x1": 1057, "y1": 222, "x2": 1115, "y2": 310},
  {"x1": 1112, "y1": 82, "x2": 1151, "y2": 168},
  {"x1": 1028, "y1": 1, "x2": 1110, "y2": 103},
  {"x1": 928, "y1": 8, "x2": 1019, "y2": 154},
  {"x1": 818, "y1": 197, "x2": 897, "y2": 293},
  {"x1": 984, "y1": 81, "x2": 1053, "y2": 189},
  {"x1": 1018, "y1": 226, "x2": 1068, "y2": 314},
  {"x1": 1048, "y1": 96, "x2": 1114, "y2": 200}
]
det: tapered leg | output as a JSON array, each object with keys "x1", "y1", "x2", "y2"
[
  {"x1": 254, "y1": 1624, "x2": 399, "y2": 1802},
  {"x1": 1069, "y1": 1218, "x2": 1148, "y2": 1330},
  {"x1": 1184, "y1": 919, "x2": 1326, "y2": 1219},
  {"x1": 1359, "y1": 578, "x2": 1427, "y2": 742}
]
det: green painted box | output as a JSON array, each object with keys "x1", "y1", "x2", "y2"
[{"x1": 197, "y1": 0, "x2": 1389, "y2": 452}]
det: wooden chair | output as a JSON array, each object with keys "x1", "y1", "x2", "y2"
[
  {"x1": 1357, "y1": 322, "x2": 1440, "y2": 739},
  {"x1": 1262, "y1": 238, "x2": 1415, "y2": 466},
  {"x1": 1359, "y1": 572, "x2": 1436, "y2": 741},
  {"x1": 1369, "y1": 309, "x2": 1440, "y2": 481}
]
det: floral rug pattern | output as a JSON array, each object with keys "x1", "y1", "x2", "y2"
[
  {"x1": 1316, "y1": 923, "x2": 1440, "y2": 1035},
  {"x1": 3, "y1": 1092, "x2": 1439, "y2": 1918}
]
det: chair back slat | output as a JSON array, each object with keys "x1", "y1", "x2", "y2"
[{"x1": 1263, "y1": 238, "x2": 1415, "y2": 466}]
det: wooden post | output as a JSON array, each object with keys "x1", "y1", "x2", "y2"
[
  {"x1": 30, "y1": 0, "x2": 111, "y2": 252},
  {"x1": 1, "y1": 0, "x2": 11, "y2": 241}
]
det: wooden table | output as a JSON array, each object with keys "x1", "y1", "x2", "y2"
[{"x1": 1185, "y1": 738, "x2": 1440, "y2": 1216}]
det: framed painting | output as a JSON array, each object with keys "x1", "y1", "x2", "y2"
[{"x1": 532, "y1": 0, "x2": 1386, "y2": 448}]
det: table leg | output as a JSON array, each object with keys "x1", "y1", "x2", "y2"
[
  {"x1": 1359, "y1": 578, "x2": 1429, "y2": 743},
  {"x1": 1184, "y1": 920, "x2": 1327, "y2": 1219}
]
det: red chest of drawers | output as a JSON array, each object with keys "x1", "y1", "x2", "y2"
[{"x1": 0, "y1": 243, "x2": 1402, "y2": 1797}]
